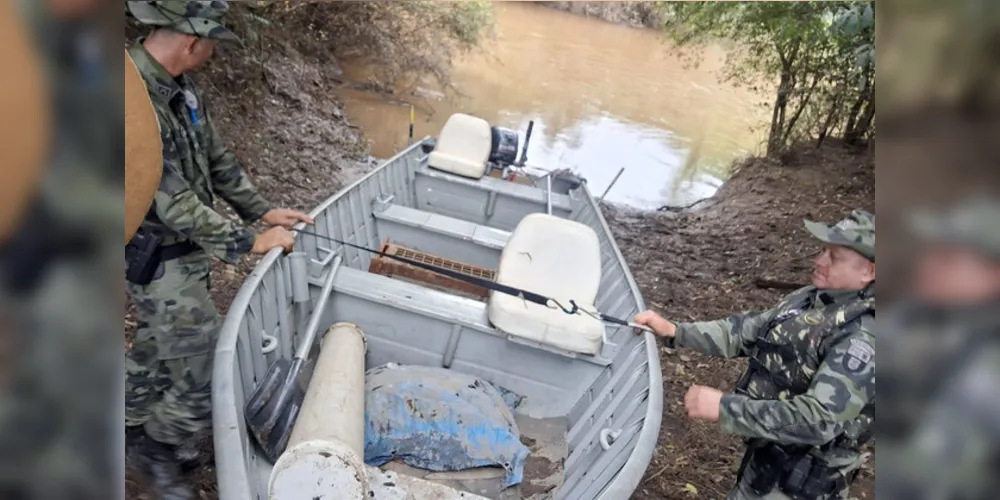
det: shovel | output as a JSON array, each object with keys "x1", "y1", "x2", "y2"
[{"x1": 244, "y1": 254, "x2": 342, "y2": 463}]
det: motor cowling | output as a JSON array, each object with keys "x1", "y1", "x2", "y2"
[{"x1": 489, "y1": 126, "x2": 520, "y2": 166}]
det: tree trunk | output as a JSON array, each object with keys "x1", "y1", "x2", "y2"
[
  {"x1": 768, "y1": 66, "x2": 793, "y2": 156},
  {"x1": 817, "y1": 96, "x2": 843, "y2": 149},
  {"x1": 844, "y1": 66, "x2": 874, "y2": 144},
  {"x1": 843, "y1": 91, "x2": 865, "y2": 142},
  {"x1": 783, "y1": 73, "x2": 821, "y2": 147},
  {"x1": 767, "y1": 42, "x2": 801, "y2": 156},
  {"x1": 767, "y1": 72, "x2": 788, "y2": 155},
  {"x1": 851, "y1": 90, "x2": 876, "y2": 145}
]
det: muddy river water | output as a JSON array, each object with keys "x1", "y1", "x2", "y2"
[{"x1": 335, "y1": 2, "x2": 768, "y2": 210}]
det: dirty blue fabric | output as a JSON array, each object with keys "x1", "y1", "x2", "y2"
[{"x1": 363, "y1": 364, "x2": 531, "y2": 489}]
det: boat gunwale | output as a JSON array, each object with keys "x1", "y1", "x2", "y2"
[
  {"x1": 571, "y1": 179, "x2": 663, "y2": 500},
  {"x1": 211, "y1": 137, "x2": 664, "y2": 500}
]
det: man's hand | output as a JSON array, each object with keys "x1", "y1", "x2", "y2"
[
  {"x1": 684, "y1": 385, "x2": 723, "y2": 422},
  {"x1": 633, "y1": 310, "x2": 678, "y2": 338},
  {"x1": 262, "y1": 208, "x2": 314, "y2": 229},
  {"x1": 252, "y1": 226, "x2": 296, "y2": 254}
]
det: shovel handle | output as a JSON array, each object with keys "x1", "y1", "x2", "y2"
[{"x1": 293, "y1": 254, "x2": 343, "y2": 361}]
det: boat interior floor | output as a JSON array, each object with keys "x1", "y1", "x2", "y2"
[{"x1": 379, "y1": 415, "x2": 569, "y2": 500}]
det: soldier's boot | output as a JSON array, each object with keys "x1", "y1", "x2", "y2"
[
  {"x1": 126, "y1": 426, "x2": 196, "y2": 500},
  {"x1": 175, "y1": 441, "x2": 203, "y2": 473}
]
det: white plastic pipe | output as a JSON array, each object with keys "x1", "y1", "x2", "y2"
[{"x1": 268, "y1": 323, "x2": 369, "y2": 500}]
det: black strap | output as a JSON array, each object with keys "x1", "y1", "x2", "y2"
[
  {"x1": 735, "y1": 442, "x2": 758, "y2": 489},
  {"x1": 159, "y1": 241, "x2": 199, "y2": 261},
  {"x1": 0, "y1": 200, "x2": 93, "y2": 293},
  {"x1": 292, "y1": 228, "x2": 635, "y2": 329}
]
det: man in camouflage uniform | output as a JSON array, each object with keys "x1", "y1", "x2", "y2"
[
  {"x1": 879, "y1": 197, "x2": 1000, "y2": 500},
  {"x1": 124, "y1": 1, "x2": 314, "y2": 497},
  {"x1": 635, "y1": 210, "x2": 876, "y2": 500},
  {"x1": 0, "y1": 0, "x2": 124, "y2": 498}
]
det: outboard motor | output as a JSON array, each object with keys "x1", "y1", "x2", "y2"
[{"x1": 489, "y1": 126, "x2": 520, "y2": 166}]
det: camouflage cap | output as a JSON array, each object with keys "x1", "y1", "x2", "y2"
[
  {"x1": 908, "y1": 196, "x2": 1000, "y2": 260},
  {"x1": 805, "y1": 209, "x2": 875, "y2": 261},
  {"x1": 126, "y1": 1, "x2": 240, "y2": 44}
]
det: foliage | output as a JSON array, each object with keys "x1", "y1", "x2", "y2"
[
  {"x1": 658, "y1": 1, "x2": 876, "y2": 155},
  {"x1": 538, "y1": 1, "x2": 667, "y2": 29},
  {"x1": 241, "y1": 0, "x2": 495, "y2": 91}
]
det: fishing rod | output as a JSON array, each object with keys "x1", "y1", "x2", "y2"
[{"x1": 290, "y1": 227, "x2": 656, "y2": 335}]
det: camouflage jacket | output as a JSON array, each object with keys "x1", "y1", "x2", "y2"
[
  {"x1": 880, "y1": 302, "x2": 1000, "y2": 500},
  {"x1": 668, "y1": 285, "x2": 875, "y2": 470},
  {"x1": 0, "y1": 3, "x2": 125, "y2": 499},
  {"x1": 128, "y1": 44, "x2": 270, "y2": 264}
]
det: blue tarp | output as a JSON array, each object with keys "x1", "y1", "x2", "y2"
[{"x1": 363, "y1": 364, "x2": 531, "y2": 488}]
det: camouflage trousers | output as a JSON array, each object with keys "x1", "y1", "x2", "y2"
[{"x1": 125, "y1": 251, "x2": 220, "y2": 446}]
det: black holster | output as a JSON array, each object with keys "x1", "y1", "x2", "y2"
[
  {"x1": 125, "y1": 229, "x2": 198, "y2": 286},
  {"x1": 740, "y1": 443, "x2": 804, "y2": 494},
  {"x1": 740, "y1": 442, "x2": 847, "y2": 499},
  {"x1": 125, "y1": 230, "x2": 163, "y2": 285}
]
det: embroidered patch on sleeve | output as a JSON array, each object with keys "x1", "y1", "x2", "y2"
[{"x1": 844, "y1": 338, "x2": 874, "y2": 374}]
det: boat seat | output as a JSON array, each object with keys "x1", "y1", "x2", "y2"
[
  {"x1": 488, "y1": 213, "x2": 605, "y2": 355},
  {"x1": 427, "y1": 113, "x2": 492, "y2": 179}
]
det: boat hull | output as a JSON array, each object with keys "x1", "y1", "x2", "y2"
[{"x1": 211, "y1": 138, "x2": 663, "y2": 499}]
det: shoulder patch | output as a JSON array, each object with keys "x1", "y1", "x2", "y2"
[
  {"x1": 844, "y1": 337, "x2": 874, "y2": 374},
  {"x1": 803, "y1": 310, "x2": 824, "y2": 325}
]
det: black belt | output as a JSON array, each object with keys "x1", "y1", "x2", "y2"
[{"x1": 159, "y1": 241, "x2": 200, "y2": 261}]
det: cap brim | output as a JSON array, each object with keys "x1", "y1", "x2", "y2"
[
  {"x1": 166, "y1": 19, "x2": 244, "y2": 47},
  {"x1": 209, "y1": 29, "x2": 243, "y2": 46},
  {"x1": 804, "y1": 220, "x2": 834, "y2": 244}
]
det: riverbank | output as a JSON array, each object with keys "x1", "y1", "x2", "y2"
[
  {"x1": 125, "y1": 16, "x2": 874, "y2": 500},
  {"x1": 536, "y1": 1, "x2": 665, "y2": 29}
]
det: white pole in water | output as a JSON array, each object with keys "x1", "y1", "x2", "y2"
[{"x1": 599, "y1": 167, "x2": 626, "y2": 203}]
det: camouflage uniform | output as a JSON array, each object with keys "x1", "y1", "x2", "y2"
[
  {"x1": 122, "y1": 5, "x2": 267, "y2": 499},
  {"x1": 664, "y1": 210, "x2": 876, "y2": 500},
  {"x1": 879, "y1": 197, "x2": 1000, "y2": 500},
  {"x1": 124, "y1": 1, "x2": 268, "y2": 448},
  {"x1": 0, "y1": 1, "x2": 123, "y2": 498}
]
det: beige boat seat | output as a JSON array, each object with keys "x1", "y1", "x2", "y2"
[
  {"x1": 488, "y1": 213, "x2": 605, "y2": 355},
  {"x1": 427, "y1": 113, "x2": 492, "y2": 179}
]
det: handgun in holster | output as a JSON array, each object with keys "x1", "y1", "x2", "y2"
[
  {"x1": 747, "y1": 444, "x2": 843, "y2": 499},
  {"x1": 125, "y1": 228, "x2": 164, "y2": 285},
  {"x1": 742, "y1": 442, "x2": 812, "y2": 496}
]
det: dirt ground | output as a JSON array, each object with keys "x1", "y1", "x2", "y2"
[{"x1": 124, "y1": 36, "x2": 875, "y2": 500}]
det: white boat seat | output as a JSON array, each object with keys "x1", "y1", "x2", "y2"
[
  {"x1": 488, "y1": 213, "x2": 605, "y2": 355},
  {"x1": 427, "y1": 113, "x2": 492, "y2": 179}
]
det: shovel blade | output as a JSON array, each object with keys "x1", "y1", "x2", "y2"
[{"x1": 244, "y1": 358, "x2": 305, "y2": 463}]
